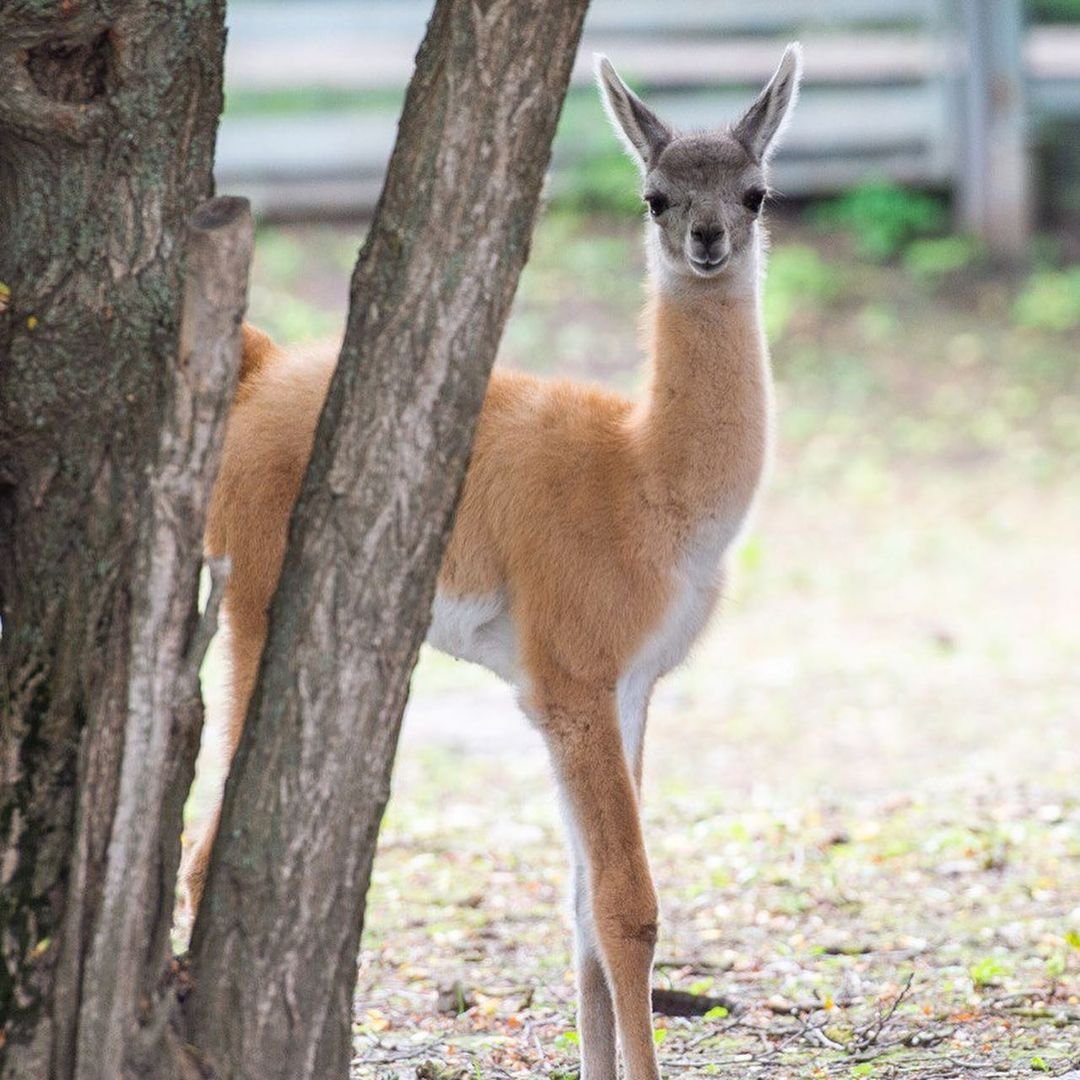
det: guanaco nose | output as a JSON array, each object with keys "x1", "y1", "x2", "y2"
[{"x1": 689, "y1": 224, "x2": 727, "y2": 264}]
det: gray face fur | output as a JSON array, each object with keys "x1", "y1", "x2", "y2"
[{"x1": 596, "y1": 45, "x2": 802, "y2": 284}]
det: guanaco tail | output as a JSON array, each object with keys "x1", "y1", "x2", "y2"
[{"x1": 181, "y1": 43, "x2": 802, "y2": 1080}]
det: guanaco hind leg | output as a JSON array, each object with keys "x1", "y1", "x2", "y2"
[{"x1": 178, "y1": 604, "x2": 266, "y2": 916}]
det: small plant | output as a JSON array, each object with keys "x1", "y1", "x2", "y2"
[
  {"x1": 904, "y1": 236, "x2": 983, "y2": 281},
  {"x1": 553, "y1": 1030, "x2": 581, "y2": 1052},
  {"x1": 1012, "y1": 267, "x2": 1080, "y2": 332},
  {"x1": 969, "y1": 956, "x2": 1008, "y2": 987},
  {"x1": 812, "y1": 180, "x2": 948, "y2": 262}
]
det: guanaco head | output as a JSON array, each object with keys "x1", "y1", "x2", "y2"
[{"x1": 596, "y1": 44, "x2": 802, "y2": 286}]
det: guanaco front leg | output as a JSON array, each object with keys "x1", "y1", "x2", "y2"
[{"x1": 540, "y1": 688, "x2": 661, "y2": 1080}]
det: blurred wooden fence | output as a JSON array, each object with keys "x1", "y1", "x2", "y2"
[{"x1": 217, "y1": 0, "x2": 1080, "y2": 255}]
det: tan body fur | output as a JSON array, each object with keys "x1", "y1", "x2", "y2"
[{"x1": 182, "y1": 47, "x2": 802, "y2": 1080}]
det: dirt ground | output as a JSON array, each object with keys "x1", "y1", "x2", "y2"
[{"x1": 234, "y1": 210, "x2": 1080, "y2": 1079}]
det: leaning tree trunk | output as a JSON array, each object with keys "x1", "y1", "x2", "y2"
[
  {"x1": 0, "y1": 3, "x2": 229, "y2": 1077},
  {"x1": 184, "y1": 0, "x2": 590, "y2": 1077}
]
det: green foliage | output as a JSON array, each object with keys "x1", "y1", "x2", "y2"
[
  {"x1": 1066, "y1": 929, "x2": 1080, "y2": 949},
  {"x1": 1012, "y1": 267, "x2": 1080, "y2": 331},
  {"x1": 247, "y1": 225, "x2": 360, "y2": 342},
  {"x1": 812, "y1": 181, "x2": 948, "y2": 262},
  {"x1": 551, "y1": 86, "x2": 646, "y2": 217},
  {"x1": 1029, "y1": 0, "x2": 1080, "y2": 22},
  {"x1": 903, "y1": 236, "x2": 984, "y2": 281},
  {"x1": 764, "y1": 244, "x2": 843, "y2": 338},
  {"x1": 851, "y1": 1064, "x2": 875, "y2": 1077},
  {"x1": 1030, "y1": 1056, "x2": 1050, "y2": 1072},
  {"x1": 554, "y1": 149, "x2": 644, "y2": 218},
  {"x1": 703, "y1": 1005, "x2": 730, "y2": 1020},
  {"x1": 248, "y1": 286, "x2": 339, "y2": 342},
  {"x1": 520, "y1": 211, "x2": 640, "y2": 308}
]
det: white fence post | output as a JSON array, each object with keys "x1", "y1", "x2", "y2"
[{"x1": 957, "y1": 0, "x2": 1031, "y2": 262}]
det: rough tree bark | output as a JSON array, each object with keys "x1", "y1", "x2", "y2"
[
  {"x1": 0, "y1": 3, "x2": 231, "y2": 1077},
  {"x1": 183, "y1": 1, "x2": 590, "y2": 1077}
]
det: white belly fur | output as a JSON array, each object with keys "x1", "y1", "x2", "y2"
[
  {"x1": 427, "y1": 517, "x2": 738, "y2": 745},
  {"x1": 617, "y1": 516, "x2": 731, "y2": 756},
  {"x1": 427, "y1": 589, "x2": 520, "y2": 685}
]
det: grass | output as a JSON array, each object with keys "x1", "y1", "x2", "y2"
[{"x1": 209, "y1": 206, "x2": 1080, "y2": 1079}]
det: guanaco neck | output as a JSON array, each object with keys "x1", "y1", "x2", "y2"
[{"x1": 632, "y1": 237, "x2": 773, "y2": 545}]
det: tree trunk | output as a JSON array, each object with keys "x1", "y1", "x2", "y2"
[
  {"x1": 0, "y1": 3, "x2": 229, "y2": 1077},
  {"x1": 183, "y1": 1, "x2": 590, "y2": 1077}
]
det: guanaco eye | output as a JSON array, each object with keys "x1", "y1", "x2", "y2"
[
  {"x1": 743, "y1": 187, "x2": 767, "y2": 214},
  {"x1": 644, "y1": 193, "x2": 670, "y2": 218}
]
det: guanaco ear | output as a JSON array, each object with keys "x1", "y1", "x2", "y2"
[
  {"x1": 595, "y1": 54, "x2": 672, "y2": 172},
  {"x1": 731, "y1": 42, "x2": 802, "y2": 163}
]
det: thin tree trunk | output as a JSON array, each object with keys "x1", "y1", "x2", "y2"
[
  {"x1": 74, "y1": 197, "x2": 253, "y2": 1080},
  {"x1": 184, "y1": 1, "x2": 590, "y2": 1077},
  {"x1": 0, "y1": 4, "x2": 228, "y2": 1076}
]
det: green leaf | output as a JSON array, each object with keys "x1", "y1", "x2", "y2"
[
  {"x1": 652, "y1": 1027, "x2": 668, "y2": 1045},
  {"x1": 1065, "y1": 929, "x2": 1080, "y2": 949},
  {"x1": 703, "y1": 1006, "x2": 729, "y2": 1020},
  {"x1": 969, "y1": 956, "x2": 1008, "y2": 987},
  {"x1": 1031, "y1": 1056, "x2": 1050, "y2": 1072}
]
